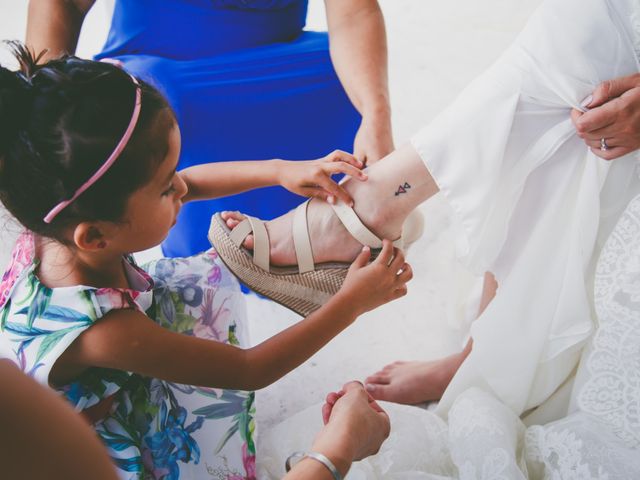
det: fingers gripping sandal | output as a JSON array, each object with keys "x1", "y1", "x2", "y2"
[{"x1": 208, "y1": 200, "x2": 423, "y2": 317}]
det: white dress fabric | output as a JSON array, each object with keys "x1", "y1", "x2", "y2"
[
  {"x1": 258, "y1": 0, "x2": 640, "y2": 477},
  {"x1": 257, "y1": 192, "x2": 640, "y2": 479},
  {"x1": 410, "y1": 0, "x2": 640, "y2": 419}
]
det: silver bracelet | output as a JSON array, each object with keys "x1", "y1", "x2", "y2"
[{"x1": 285, "y1": 451, "x2": 343, "y2": 480}]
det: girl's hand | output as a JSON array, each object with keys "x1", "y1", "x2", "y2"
[
  {"x1": 337, "y1": 240, "x2": 412, "y2": 315},
  {"x1": 278, "y1": 150, "x2": 368, "y2": 206}
]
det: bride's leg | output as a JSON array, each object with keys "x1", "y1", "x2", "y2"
[
  {"x1": 364, "y1": 273, "x2": 498, "y2": 404},
  {"x1": 221, "y1": 143, "x2": 438, "y2": 266}
]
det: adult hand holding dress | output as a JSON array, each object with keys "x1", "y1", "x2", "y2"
[{"x1": 571, "y1": 72, "x2": 640, "y2": 160}]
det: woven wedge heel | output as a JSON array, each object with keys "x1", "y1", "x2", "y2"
[
  {"x1": 209, "y1": 212, "x2": 350, "y2": 317},
  {"x1": 209, "y1": 200, "x2": 423, "y2": 317}
]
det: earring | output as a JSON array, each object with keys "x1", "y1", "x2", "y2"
[{"x1": 98, "y1": 241, "x2": 107, "y2": 249}]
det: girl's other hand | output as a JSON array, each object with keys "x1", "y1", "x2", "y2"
[
  {"x1": 278, "y1": 150, "x2": 367, "y2": 206},
  {"x1": 337, "y1": 240, "x2": 412, "y2": 315}
]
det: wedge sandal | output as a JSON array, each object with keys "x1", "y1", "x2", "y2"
[{"x1": 208, "y1": 200, "x2": 423, "y2": 317}]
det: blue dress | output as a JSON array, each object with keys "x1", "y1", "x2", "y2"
[{"x1": 96, "y1": 0, "x2": 360, "y2": 258}]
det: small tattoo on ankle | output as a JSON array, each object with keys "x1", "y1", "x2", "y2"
[{"x1": 395, "y1": 182, "x2": 411, "y2": 196}]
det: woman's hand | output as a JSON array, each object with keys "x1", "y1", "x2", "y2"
[
  {"x1": 278, "y1": 150, "x2": 368, "y2": 206},
  {"x1": 353, "y1": 111, "x2": 395, "y2": 165},
  {"x1": 313, "y1": 381, "x2": 390, "y2": 475},
  {"x1": 571, "y1": 73, "x2": 640, "y2": 160},
  {"x1": 284, "y1": 381, "x2": 390, "y2": 479}
]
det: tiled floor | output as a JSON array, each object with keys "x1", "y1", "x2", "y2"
[{"x1": 0, "y1": 0, "x2": 542, "y2": 438}]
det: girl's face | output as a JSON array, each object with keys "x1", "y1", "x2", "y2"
[{"x1": 111, "y1": 122, "x2": 187, "y2": 253}]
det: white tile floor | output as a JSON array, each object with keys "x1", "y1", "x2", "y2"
[{"x1": 0, "y1": 0, "x2": 542, "y2": 438}]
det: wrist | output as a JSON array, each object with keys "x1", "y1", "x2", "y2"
[
  {"x1": 361, "y1": 99, "x2": 391, "y2": 123},
  {"x1": 326, "y1": 290, "x2": 364, "y2": 320},
  {"x1": 268, "y1": 159, "x2": 286, "y2": 186},
  {"x1": 287, "y1": 453, "x2": 347, "y2": 480},
  {"x1": 307, "y1": 445, "x2": 354, "y2": 478}
]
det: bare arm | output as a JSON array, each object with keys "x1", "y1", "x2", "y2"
[
  {"x1": 324, "y1": 0, "x2": 393, "y2": 164},
  {"x1": 53, "y1": 243, "x2": 410, "y2": 390},
  {"x1": 0, "y1": 360, "x2": 118, "y2": 480},
  {"x1": 26, "y1": 0, "x2": 96, "y2": 61},
  {"x1": 180, "y1": 151, "x2": 366, "y2": 205},
  {"x1": 180, "y1": 159, "x2": 285, "y2": 202},
  {"x1": 59, "y1": 290, "x2": 357, "y2": 390}
]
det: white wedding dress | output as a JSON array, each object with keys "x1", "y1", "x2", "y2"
[
  {"x1": 258, "y1": 190, "x2": 640, "y2": 480},
  {"x1": 259, "y1": 0, "x2": 640, "y2": 477},
  {"x1": 411, "y1": 0, "x2": 640, "y2": 420}
]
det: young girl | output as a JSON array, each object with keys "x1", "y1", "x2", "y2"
[{"x1": 0, "y1": 44, "x2": 411, "y2": 479}]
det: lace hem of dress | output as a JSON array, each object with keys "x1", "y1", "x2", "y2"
[{"x1": 580, "y1": 194, "x2": 640, "y2": 449}]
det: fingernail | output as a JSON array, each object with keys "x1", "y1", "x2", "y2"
[
  {"x1": 350, "y1": 201, "x2": 354, "y2": 207},
  {"x1": 365, "y1": 383, "x2": 375, "y2": 392},
  {"x1": 580, "y1": 94, "x2": 593, "y2": 108},
  {"x1": 362, "y1": 245, "x2": 370, "y2": 252},
  {"x1": 360, "y1": 172, "x2": 368, "y2": 179},
  {"x1": 328, "y1": 195, "x2": 335, "y2": 204}
]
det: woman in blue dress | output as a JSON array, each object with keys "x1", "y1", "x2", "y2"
[{"x1": 26, "y1": 0, "x2": 394, "y2": 257}]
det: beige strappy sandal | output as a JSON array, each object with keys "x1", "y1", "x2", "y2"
[{"x1": 208, "y1": 200, "x2": 423, "y2": 317}]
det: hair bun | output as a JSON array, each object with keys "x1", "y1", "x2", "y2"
[{"x1": 0, "y1": 66, "x2": 32, "y2": 155}]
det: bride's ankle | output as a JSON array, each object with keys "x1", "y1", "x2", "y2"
[
  {"x1": 353, "y1": 200, "x2": 403, "y2": 241},
  {"x1": 345, "y1": 180, "x2": 404, "y2": 241}
]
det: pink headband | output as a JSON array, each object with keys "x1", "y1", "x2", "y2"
[{"x1": 43, "y1": 59, "x2": 142, "y2": 224}]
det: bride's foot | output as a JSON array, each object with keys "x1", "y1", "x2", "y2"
[
  {"x1": 363, "y1": 352, "x2": 466, "y2": 404},
  {"x1": 220, "y1": 144, "x2": 435, "y2": 267},
  {"x1": 221, "y1": 196, "x2": 403, "y2": 267}
]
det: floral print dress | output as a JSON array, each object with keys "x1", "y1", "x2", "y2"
[{"x1": 0, "y1": 232, "x2": 256, "y2": 480}]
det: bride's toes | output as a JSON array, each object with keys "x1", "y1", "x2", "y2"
[
  {"x1": 221, "y1": 211, "x2": 255, "y2": 250},
  {"x1": 384, "y1": 361, "x2": 407, "y2": 372},
  {"x1": 242, "y1": 234, "x2": 254, "y2": 250},
  {"x1": 221, "y1": 210, "x2": 245, "y2": 225},
  {"x1": 364, "y1": 372, "x2": 391, "y2": 385},
  {"x1": 363, "y1": 360, "x2": 453, "y2": 405},
  {"x1": 364, "y1": 381, "x2": 395, "y2": 402}
]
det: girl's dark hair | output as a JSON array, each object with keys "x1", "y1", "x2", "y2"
[{"x1": 0, "y1": 41, "x2": 174, "y2": 243}]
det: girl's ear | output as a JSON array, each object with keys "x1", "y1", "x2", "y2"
[{"x1": 72, "y1": 223, "x2": 112, "y2": 251}]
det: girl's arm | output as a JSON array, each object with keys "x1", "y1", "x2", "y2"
[
  {"x1": 52, "y1": 242, "x2": 411, "y2": 390},
  {"x1": 324, "y1": 0, "x2": 394, "y2": 165},
  {"x1": 26, "y1": 0, "x2": 95, "y2": 61},
  {"x1": 59, "y1": 286, "x2": 356, "y2": 390},
  {"x1": 180, "y1": 150, "x2": 367, "y2": 206}
]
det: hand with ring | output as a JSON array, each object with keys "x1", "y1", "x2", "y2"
[{"x1": 571, "y1": 73, "x2": 640, "y2": 160}]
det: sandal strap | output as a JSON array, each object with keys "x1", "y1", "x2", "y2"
[
  {"x1": 231, "y1": 216, "x2": 271, "y2": 272},
  {"x1": 293, "y1": 201, "x2": 315, "y2": 274},
  {"x1": 329, "y1": 201, "x2": 403, "y2": 249},
  {"x1": 229, "y1": 219, "x2": 253, "y2": 247}
]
